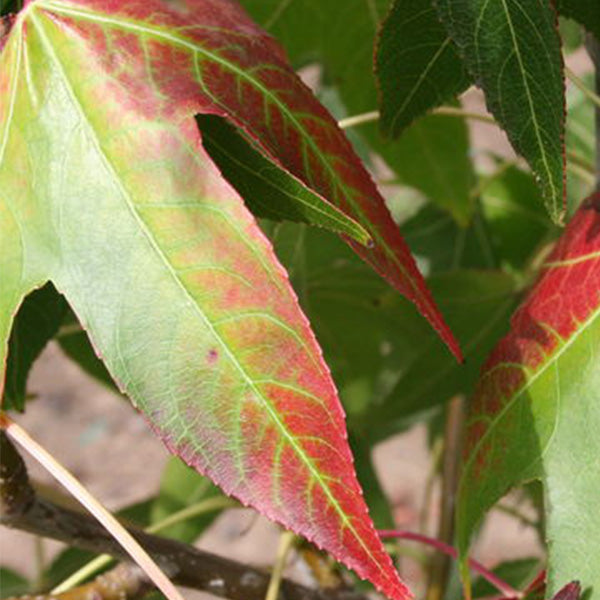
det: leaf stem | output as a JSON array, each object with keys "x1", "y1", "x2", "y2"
[
  {"x1": 1, "y1": 414, "x2": 185, "y2": 600},
  {"x1": 337, "y1": 105, "x2": 497, "y2": 130},
  {"x1": 337, "y1": 110, "x2": 380, "y2": 129},
  {"x1": 265, "y1": 530, "x2": 297, "y2": 600},
  {"x1": 378, "y1": 530, "x2": 521, "y2": 598},
  {"x1": 565, "y1": 66, "x2": 600, "y2": 111}
]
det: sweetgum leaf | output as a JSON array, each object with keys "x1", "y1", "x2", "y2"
[
  {"x1": 556, "y1": 0, "x2": 600, "y2": 41},
  {"x1": 0, "y1": 2, "x2": 410, "y2": 597},
  {"x1": 435, "y1": 0, "x2": 566, "y2": 222},
  {"x1": 376, "y1": 0, "x2": 471, "y2": 137},
  {"x1": 457, "y1": 193, "x2": 600, "y2": 597},
  {"x1": 196, "y1": 114, "x2": 372, "y2": 246}
]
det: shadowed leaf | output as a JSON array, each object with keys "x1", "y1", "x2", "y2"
[
  {"x1": 556, "y1": 0, "x2": 600, "y2": 40},
  {"x1": 435, "y1": 0, "x2": 566, "y2": 222},
  {"x1": 197, "y1": 114, "x2": 372, "y2": 245},
  {"x1": 376, "y1": 0, "x2": 470, "y2": 137}
]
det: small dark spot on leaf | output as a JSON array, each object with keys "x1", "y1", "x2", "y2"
[{"x1": 207, "y1": 348, "x2": 219, "y2": 364}]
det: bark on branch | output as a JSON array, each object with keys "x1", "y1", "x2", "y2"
[{"x1": 0, "y1": 432, "x2": 367, "y2": 600}]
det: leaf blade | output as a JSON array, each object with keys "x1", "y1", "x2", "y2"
[
  {"x1": 435, "y1": 0, "x2": 566, "y2": 222},
  {"x1": 457, "y1": 193, "x2": 600, "y2": 596},
  {"x1": 376, "y1": 0, "x2": 471, "y2": 137},
  {"x1": 0, "y1": 4, "x2": 410, "y2": 597}
]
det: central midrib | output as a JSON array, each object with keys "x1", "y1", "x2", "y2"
[{"x1": 29, "y1": 8, "x2": 390, "y2": 582}]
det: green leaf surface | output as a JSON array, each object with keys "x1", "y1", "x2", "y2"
[
  {"x1": 457, "y1": 193, "x2": 600, "y2": 597},
  {"x1": 0, "y1": 568, "x2": 30, "y2": 597},
  {"x1": 381, "y1": 112, "x2": 475, "y2": 226},
  {"x1": 376, "y1": 0, "x2": 470, "y2": 137},
  {"x1": 197, "y1": 114, "x2": 372, "y2": 246},
  {"x1": 435, "y1": 0, "x2": 566, "y2": 222},
  {"x1": 556, "y1": 0, "x2": 600, "y2": 41},
  {"x1": 3, "y1": 282, "x2": 68, "y2": 410},
  {"x1": 479, "y1": 164, "x2": 556, "y2": 269},
  {"x1": 0, "y1": 1, "x2": 410, "y2": 596}
]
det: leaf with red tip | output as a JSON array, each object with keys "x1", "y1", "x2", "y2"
[
  {"x1": 0, "y1": 2, "x2": 410, "y2": 598},
  {"x1": 457, "y1": 193, "x2": 600, "y2": 596},
  {"x1": 38, "y1": 0, "x2": 459, "y2": 360}
]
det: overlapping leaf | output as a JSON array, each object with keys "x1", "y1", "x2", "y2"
[
  {"x1": 0, "y1": 1, "x2": 411, "y2": 597},
  {"x1": 196, "y1": 114, "x2": 371, "y2": 245},
  {"x1": 376, "y1": 0, "x2": 470, "y2": 137},
  {"x1": 457, "y1": 193, "x2": 600, "y2": 596},
  {"x1": 435, "y1": 0, "x2": 566, "y2": 222}
]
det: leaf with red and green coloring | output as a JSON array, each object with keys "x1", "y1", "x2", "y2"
[
  {"x1": 37, "y1": 0, "x2": 459, "y2": 360},
  {"x1": 435, "y1": 0, "x2": 566, "y2": 223},
  {"x1": 457, "y1": 193, "x2": 600, "y2": 597},
  {"x1": 376, "y1": 0, "x2": 471, "y2": 138},
  {"x1": 556, "y1": 0, "x2": 600, "y2": 41},
  {"x1": 0, "y1": 2, "x2": 409, "y2": 598}
]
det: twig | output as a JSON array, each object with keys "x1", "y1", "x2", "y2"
[
  {"x1": 565, "y1": 65, "x2": 600, "y2": 111},
  {"x1": 265, "y1": 530, "x2": 297, "y2": 600},
  {"x1": 426, "y1": 397, "x2": 466, "y2": 600},
  {"x1": 337, "y1": 105, "x2": 497, "y2": 131},
  {"x1": 0, "y1": 429, "x2": 368, "y2": 600},
  {"x1": 378, "y1": 530, "x2": 521, "y2": 598},
  {"x1": 5, "y1": 564, "x2": 154, "y2": 600},
  {"x1": 1, "y1": 414, "x2": 186, "y2": 600}
]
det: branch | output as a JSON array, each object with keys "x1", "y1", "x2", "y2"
[
  {"x1": 4, "y1": 564, "x2": 153, "y2": 600},
  {"x1": 0, "y1": 430, "x2": 367, "y2": 600}
]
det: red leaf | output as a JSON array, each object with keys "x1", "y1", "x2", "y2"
[{"x1": 41, "y1": 0, "x2": 460, "y2": 361}]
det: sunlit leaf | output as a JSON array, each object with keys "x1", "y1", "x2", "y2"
[
  {"x1": 457, "y1": 193, "x2": 600, "y2": 596},
  {"x1": 0, "y1": 2, "x2": 412, "y2": 596}
]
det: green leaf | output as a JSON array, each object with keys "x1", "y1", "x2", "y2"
[
  {"x1": 0, "y1": 568, "x2": 30, "y2": 596},
  {"x1": 435, "y1": 0, "x2": 566, "y2": 222},
  {"x1": 479, "y1": 164, "x2": 556, "y2": 269},
  {"x1": 380, "y1": 112, "x2": 475, "y2": 226},
  {"x1": 3, "y1": 283, "x2": 68, "y2": 410},
  {"x1": 556, "y1": 0, "x2": 600, "y2": 41},
  {"x1": 0, "y1": 2, "x2": 410, "y2": 596},
  {"x1": 457, "y1": 193, "x2": 600, "y2": 597},
  {"x1": 376, "y1": 0, "x2": 470, "y2": 137},
  {"x1": 197, "y1": 114, "x2": 372, "y2": 246}
]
